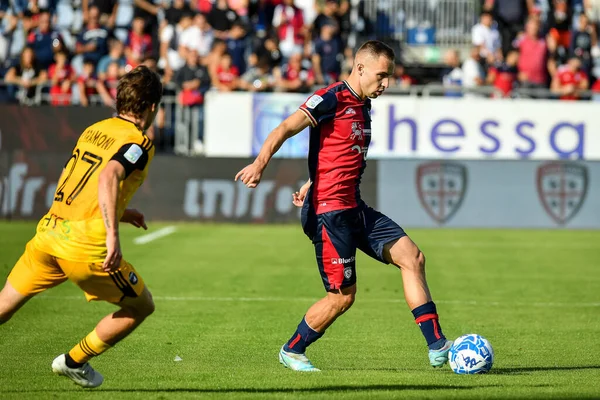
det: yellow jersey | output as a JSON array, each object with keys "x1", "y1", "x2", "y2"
[{"x1": 33, "y1": 117, "x2": 155, "y2": 263}]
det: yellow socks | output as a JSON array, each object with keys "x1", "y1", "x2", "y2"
[{"x1": 68, "y1": 329, "x2": 112, "y2": 364}]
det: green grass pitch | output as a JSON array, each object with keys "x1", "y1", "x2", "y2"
[{"x1": 1, "y1": 222, "x2": 599, "y2": 399}]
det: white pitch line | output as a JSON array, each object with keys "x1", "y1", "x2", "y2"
[
  {"x1": 36, "y1": 295, "x2": 600, "y2": 308},
  {"x1": 133, "y1": 226, "x2": 177, "y2": 245}
]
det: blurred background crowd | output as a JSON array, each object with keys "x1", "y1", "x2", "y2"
[{"x1": 1, "y1": 0, "x2": 600, "y2": 113}]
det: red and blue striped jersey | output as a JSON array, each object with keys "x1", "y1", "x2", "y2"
[{"x1": 299, "y1": 81, "x2": 372, "y2": 214}]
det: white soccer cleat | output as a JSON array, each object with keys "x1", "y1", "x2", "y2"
[
  {"x1": 278, "y1": 346, "x2": 321, "y2": 372},
  {"x1": 51, "y1": 354, "x2": 104, "y2": 388}
]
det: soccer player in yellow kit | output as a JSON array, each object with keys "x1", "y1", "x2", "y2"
[{"x1": 0, "y1": 66, "x2": 163, "y2": 388}]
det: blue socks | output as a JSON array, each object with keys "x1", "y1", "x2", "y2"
[
  {"x1": 283, "y1": 317, "x2": 323, "y2": 354},
  {"x1": 412, "y1": 301, "x2": 447, "y2": 350}
]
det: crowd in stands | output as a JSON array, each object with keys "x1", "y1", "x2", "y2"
[
  {"x1": 0, "y1": 0, "x2": 373, "y2": 106},
  {"x1": 1, "y1": 0, "x2": 599, "y2": 107},
  {"x1": 444, "y1": 0, "x2": 600, "y2": 100}
]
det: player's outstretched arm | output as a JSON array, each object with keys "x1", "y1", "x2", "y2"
[
  {"x1": 235, "y1": 110, "x2": 311, "y2": 188},
  {"x1": 98, "y1": 160, "x2": 127, "y2": 272}
]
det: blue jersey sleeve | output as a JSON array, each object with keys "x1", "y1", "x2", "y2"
[{"x1": 299, "y1": 89, "x2": 337, "y2": 127}]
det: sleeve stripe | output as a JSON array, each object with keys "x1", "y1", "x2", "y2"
[
  {"x1": 141, "y1": 136, "x2": 153, "y2": 151},
  {"x1": 299, "y1": 107, "x2": 317, "y2": 127}
]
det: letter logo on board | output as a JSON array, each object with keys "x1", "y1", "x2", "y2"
[
  {"x1": 536, "y1": 162, "x2": 588, "y2": 225},
  {"x1": 416, "y1": 162, "x2": 467, "y2": 224}
]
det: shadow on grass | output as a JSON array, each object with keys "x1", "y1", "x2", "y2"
[
  {"x1": 490, "y1": 365, "x2": 600, "y2": 375},
  {"x1": 2, "y1": 383, "x2": 479, "y2": 394}
]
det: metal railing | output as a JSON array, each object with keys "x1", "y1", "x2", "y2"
[
  {"x1": 359, "y1": 0, "x2": 478, "y2": 47},
  {"x1": 0, "y1": 81, "x2": 202, "y2": 155}
]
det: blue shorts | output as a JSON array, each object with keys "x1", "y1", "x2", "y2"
[{"x1": 301, "y1": 203, "x2": 406, "y2": 291}]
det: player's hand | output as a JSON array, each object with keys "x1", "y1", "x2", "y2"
[
  {"x1": 234, "y1": 163, "x2": 263, "y2": 188},
  {"x1": 293, "y1": 180, "x2": 312, "y2": 207},
  {"x1": 121, "y1": 208, "x2": 148, "y2": 230},
  {"x1": 103, "y1": 233, "x2": 122, "y2": 272}
]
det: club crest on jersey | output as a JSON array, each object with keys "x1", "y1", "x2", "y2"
[
  {"x1": 305, "y1": 94, "x2": 323, "y2": 109},
  {"x1": 345, "y1": 108, "x2": 356, "y2": 115},
  {"x1": 536, "y1": 162, "x2": 588, "y2": 225},
  {"x1": 129, "y1": 271, "x2": 138, "y2": 285},
  {"x1": 344, "y1": 267, "x2": 352, "y2": 279},
  {"x1": 350, "y1": 122, "x2": 364, "y2": 141},
  {"x1": 416, "y1": 162, "x2": 467, "y2": 224}
]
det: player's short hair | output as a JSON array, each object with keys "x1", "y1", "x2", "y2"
[
  {"x1": 356, "y1": 40, "x2": 395, "y2": 63},
  {"x1": 116, "y1": 65, "x2": 162, "y2": 117}
]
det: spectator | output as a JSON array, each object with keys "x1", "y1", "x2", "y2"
[
  {"x1": 570, "y1": 13, "x2": 596, "y2": 73},
  {"x1": 211, "y1": 52, "x2": 239, "y2": 91},
  {"x1": 208, "y1": 0, "x2": 240, "y2": 39},
  {"x1": 48, "y1": 50, "x2": 74, "y2": 105},
  {"x1": 547, "y1": 0, "x2": 575, "y2": 49},
  {"x1": 164, "y1": 0, "x2": 193, "y2": 26},
  {"x1": 250, "y1": 36, "x2": 282, "y2": 70},
  {"x1": 0, "y1": 15, "x2": 18, "y2": 65},
  {"x1": 75, "y1": 6, "x2": 110, "y2": 66},
  {"x1": 462, "y1": 46, "x2": 485, "y2": 94},
  {"x1": 491, "y1": 0, "x2": 532, "y2": 55},
  {"x1": 295, "y1": 0, "x2": 318, "y2": 29},
  {"x1": 442, "y1": 49, "x2": 463, "y2": 96},
  {"x1": 272, "y1": 0, "x2": 305, "y2": 59},
  {"x1": 278, "y1": 51, "x2": 314, "y2": 92},
  {"x1": 472, "y1": 11, "x2": 501, "y2": 64},
  {"x1": 77, "y1": 59, "x2": 98, "y2": 106},
  {"x1": 239, "y1": 56, "x2": 273, "y2": 91},
  {"x1": 487, "y1": 49, "x2": 520, "y2": 97},
  {"x1": 393, "y1": 63, "x2": 416, "y2": 89},
  {"x1": 552, "y1": 56, "x2": 589, "y2": 99},
  {"x1": 176, "y1": 48, "x2": 211, "y2": 105},
  {"x1": 180, "y1": 12, "x2": 214, "y2": 61},
  {"x1": 312, "y1": 0, "x2": 340, "y2": 40},
  {"x1": 312, "y1": 21, "x2": 341, "y2": 85},
  {"x1": 4, "y1": 46, "x2": 47, "y2": 102},
  {"x1": 82, "y1": 0, "x2": 119, "y2": 29},
  {"x1": 125, "y1": 16, "x2": 153, "y2": 69},
  {"x1": 206, "y1": 39, "x2": 229, "y2": 74},
  {"x1": 96, "y1": 60, "x2": 120, "y2": 106},
  {"x1": 175, "y1": 48, "x2": 211, "y2": 150},
  {"x1": 97, "y1": 39, "x2": 126, "y2": 80},
  {"x1": 26, "y1": 10, "x2": 64, "y2": 70},
  {"x1": 226, "y1": 21, "x2": 248, "y2": 74},
  {"x1": 586, "y1": 0, "x2": 600, "y2": 29},
  {"x1": 133, "y1": 0, "x2": 161, "y2": 58},
  {"x1": 159, "y1": 11, "x2": 194, "y2": 73},
  {"x1": 517, "y1": 17, "x2": 550, "y2": 89},
  {"x1": 228, "y1": 0, "x2": 249, "y2": 20}
]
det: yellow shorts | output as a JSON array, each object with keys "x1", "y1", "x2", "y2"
[{"x1": 8, "y1": 240, "x2": 145, "y2": 303}]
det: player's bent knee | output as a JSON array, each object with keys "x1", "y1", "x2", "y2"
[
  {"x1": 135, "y1": 298, "x2": 155, "y2": 319},
  {"x1": 393, "y1": 249, "x2": 426, "y2": 273},
  {"x1": 332, "y1": 292, "x2": 355, "y2": 314}
]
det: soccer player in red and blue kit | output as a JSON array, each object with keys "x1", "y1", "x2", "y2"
[{"x1": 235, "y1": 40, "x2": 452, "y2": 372}]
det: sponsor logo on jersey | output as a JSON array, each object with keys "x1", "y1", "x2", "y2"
[{"x1": 331, "y1": 256, "x2": 355, "y2": 265}]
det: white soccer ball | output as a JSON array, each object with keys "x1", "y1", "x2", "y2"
[{"x1": 448, "y1": 334, "x2": 494, "y2": 374}]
